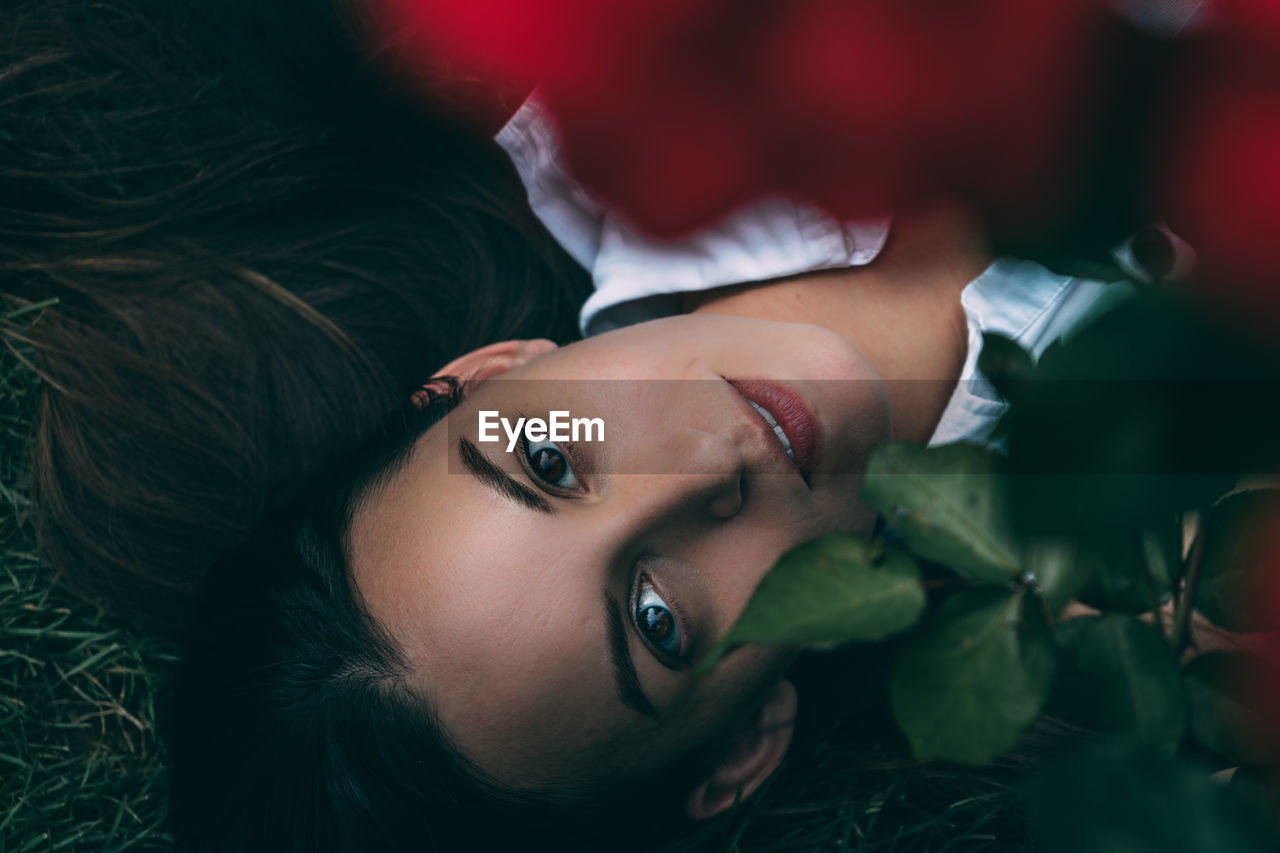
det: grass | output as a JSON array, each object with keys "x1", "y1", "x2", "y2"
[
  {"x1": 1, "y1": 303, "x2": 176, "y2": 852},
  {"x1": 0, "y1": 299, "x2": 1023, "y2": 852},
  {"x1": 682, "y1": 743, "x2": 1027, "y2": 853}
]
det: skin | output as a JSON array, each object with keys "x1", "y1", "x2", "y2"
[
  {"x1": 683, "y1": 201, "x2": 992, "y2": 444},
  {"x1": 350, "y1": 202, "x2": 990, "y2": 815}
]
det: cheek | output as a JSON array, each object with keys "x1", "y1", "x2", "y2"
[
  {"x1": 680, "y1": 648, "x2": 796, "y2": 750},
  {"x1": 426, "y1": 603, "x2": 621, "y2": 778},
  {"x1": 688, "y1": 524, "x2": 826, "y2": 637}
]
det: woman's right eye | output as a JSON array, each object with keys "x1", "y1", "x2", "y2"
[
  {"x1": 633, "y1": 576, "x2": 684, "y2": 660},
  {"x1": 520, "y1": 436, "x2": 581, "y2": 492}
]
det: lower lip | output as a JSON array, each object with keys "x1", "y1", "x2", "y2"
[{"x1": 726, "y1": 379, "x2": 821, "y2": 480}]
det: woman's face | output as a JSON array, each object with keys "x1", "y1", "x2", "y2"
[{"x1": 348, "y1": 313, "x2": 891, "y2": 800}]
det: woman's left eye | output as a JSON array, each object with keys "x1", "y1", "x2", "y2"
[
  {"x1": 634, "y1": 577, "x2": 683, "y2": 659},
  {"x1": 522, "y1": 438, "x2": 581, "y2": 491}
]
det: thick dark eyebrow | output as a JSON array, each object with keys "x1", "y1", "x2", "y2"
[
  {"x1": 457, "y1": 436, "x2": 555, "y2": 515},
  {"x1": 604, "y1": 590, "x2": 658, "y2": 720}
]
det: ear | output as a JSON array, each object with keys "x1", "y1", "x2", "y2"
[
  {"x1": 412, "y1": 339, "x2": 557, "y2": 407},
  {"x1": 435, "y1": 339, "x2": 557, "y2": 384},
  {"x1": 685, "y1": 679, "x2": 798, "y2": 820}
]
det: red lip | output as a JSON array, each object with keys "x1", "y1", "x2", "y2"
[{"x1": 725, "y1": 379, "x2": 821, "y2": 485}]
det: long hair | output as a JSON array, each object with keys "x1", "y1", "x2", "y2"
[{"x1": 0, "y1": 0, "x2": 592, "y2": 634}]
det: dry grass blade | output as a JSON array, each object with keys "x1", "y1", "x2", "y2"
[{"x1": 1, "y1": 301, "x2": 176, "y2": 852}]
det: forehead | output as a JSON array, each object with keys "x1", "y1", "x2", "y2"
[{"x1": 346, "y1": 423, "x2": 653, "y2": 786}]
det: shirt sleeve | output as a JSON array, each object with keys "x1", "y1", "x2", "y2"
[{"x1": 494, "y1": 93, "x2": 606, "y2": 271}]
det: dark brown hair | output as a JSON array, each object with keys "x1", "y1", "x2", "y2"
[{"x1": 0, "y1": 0, "x2": 591, "y2": 635}]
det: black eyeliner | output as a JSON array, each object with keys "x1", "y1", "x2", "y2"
[
  {"x1": 514, "y1": 411, "x2": 588, "y2": 497},
  {"x1": 629, "y1": 570, "x2": 693, "y2": 671}
]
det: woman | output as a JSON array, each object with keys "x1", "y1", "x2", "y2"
[
  {"x1": 166, "y1": 94, "x2": 1123, "y2": 853},
  {"x1": 6, "y1": 0, "x2": 1111, "y2": 849},
  {"x1": 167, "y1": 201, "x2": 1117, "y2": 851}
]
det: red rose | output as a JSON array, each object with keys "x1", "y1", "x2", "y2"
[
  {"x1": 371, "y1": 0, "x2": 1116, "y2": 236},
  {"x1": 1161, "y1": 0, "x2": 1280, "y2": 334}
]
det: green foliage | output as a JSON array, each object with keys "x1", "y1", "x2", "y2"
[
  {"x1": 1075, "y1": 525, "x2": 1177, "y2": 614},
  {"x1": 702, "y1": 291, "x2": 1278, "y2": 849},
  {"x1": 889, "y1": 589, "x2": 1055, "y2": 766},
  {"x1": 1050, "y1": 615, "x2": 1186, "y2": 750},
  {"x1": 1018, "y1": 539, "x2": 1095, "y2": 616},
  {"x1": 863, "y1": 442, "x2": 1021, "y2": 584},
  {"x1": 697, "y1": 535, "x2": 924, "y2": 673},
  {"x1": 1024, "y1": 740, "x2": 1280, "y2": 853},
  {"x1": 1184, "y1": 651, "x2": 1279, "y2": 768},
  {"x1": 1196, "y1": 490, "x2": 1280, "y2": 632},
  {"x1": 1006, "y1": 292, "x2": 1280, "y2": 536}
]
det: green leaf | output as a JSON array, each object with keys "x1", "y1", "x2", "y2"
[
  {"x1": 862, "y1": 442, "x2": 1022, "y2": 583},
  {"x1": 1005, "y1": 293, "x2": 1276, "y2": 538},
  {"x1": 1184, "y1": 651, "x2": 1280, "y2": 767},
  {"x1": 1140, "y1": 520, "x2": 1180, "y2": 598},
  {"x1": 889, "y1": 588, "x2": 1055, "y2": 765},
  {"x1": 1051, "y1": 614, "x2": 1186, "y2": 750},
  {"x1": 1197, "y1": 490, "x2": 1280, "y2": 632},
  {"x1": 977, "y1": 332, "x2": 1035, "y2": 403},
  {"x1": 1022, "y1": 539, "x2": 1097, "y2": 616},
  {"x1": 1076, "y1": 523, "x2": 1178, "y2": 614},
  {"x1": 695, "y1": 535, "x2": 925, "y2": 674},
  {"x1": 1024, "y1": 739, "x2": 1280, "y2": 853}
]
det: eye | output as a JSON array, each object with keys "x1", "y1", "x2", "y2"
[
  {"x1": 521, "y1": 437, "x2": 581, "y2": 491},
  {"x1": 634, "y1": 576, "x2": 683, "y2": 659}
]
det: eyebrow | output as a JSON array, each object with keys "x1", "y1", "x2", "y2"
[
  {"x1": 457, "y1": 436, "x2": 555, "y2": 515},
  {"x1": 604, "y1": 590, "x2": 658, "y2": 720}
]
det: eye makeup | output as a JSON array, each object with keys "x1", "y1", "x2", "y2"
[
  {"x1": 629, "y1": 568, "x2": 694, "y2": 669},
  {"x1": 514, "y1": 417, "x2": 590, "y2": 497}
]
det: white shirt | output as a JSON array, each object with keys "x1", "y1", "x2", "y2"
[
  {"x1": 495, "y1": 95, "x2": 891, "y2": 337},
  {"x1": 496, "y1": 97, "x2": 1122, "y2": 447}
]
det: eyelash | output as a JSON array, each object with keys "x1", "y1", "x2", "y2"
[
  {"x1": 631, "y1": 572, "x2": 691, "y2": 668},
  {"x1": 516, "y1": 432, "x2": 586, "y2": 495}
]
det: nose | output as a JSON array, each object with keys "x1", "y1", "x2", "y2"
[{"x1": 654, "y1": 427, "x2": 744, "y2": 520}]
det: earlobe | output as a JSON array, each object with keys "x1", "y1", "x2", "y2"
[
  {"x1": 412, "y1": 339, "x2": 558, "y2": 408},
  {"x1": 685, "y1": 679, "x2": 798, "y2": 821}
]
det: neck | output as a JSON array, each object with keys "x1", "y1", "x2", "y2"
[{"x1": 683, "y1": 203, "x2": 992, "y2": 444}]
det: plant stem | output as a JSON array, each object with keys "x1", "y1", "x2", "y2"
[
  {"x1": 1170, "y1": 515, "x2": 1208, "y2": 654},
  {"x1": 1133, "y1": 529, "x2": 1165, "y2": 632}
]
